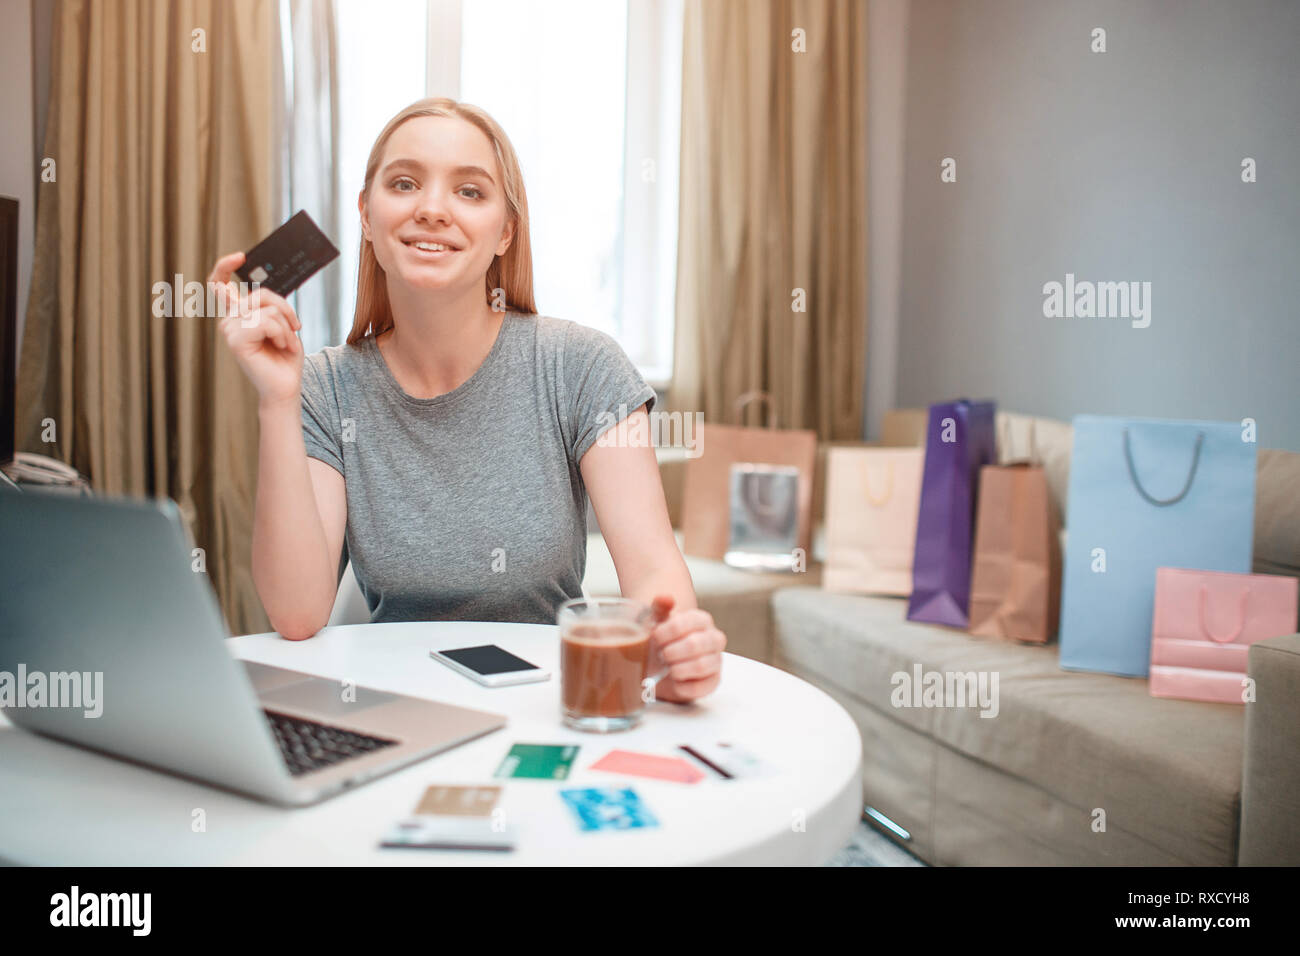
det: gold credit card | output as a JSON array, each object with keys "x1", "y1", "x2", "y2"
[{"x1": 414, "y1": 785, "x2": 502, "y2": 817}]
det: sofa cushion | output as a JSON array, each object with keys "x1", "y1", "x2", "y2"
[
  {"x1": 928, "y1": 743, "x2": 1195, "y2": 865},
  {"x1": 1240, "y1": 634, "x2": 1300, "y2": 864},
  {"x1": 1254, "y1": 449, "x2": 1300, "y2": 592},
  {"x1": 771, "y1": 587, "x2": 1243, "y2": 865}
]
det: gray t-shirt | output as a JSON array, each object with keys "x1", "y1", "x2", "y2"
[{"x1": 299, "y1": 312, "x2": 656, "y2": 625}]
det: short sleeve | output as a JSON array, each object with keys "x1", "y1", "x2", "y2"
[
  {"x1": 300, "y1": 357, "x2": 344, "y2": 475},
  {"x1": 564, "y1": 321, "x2": 657, "y2": 463}
]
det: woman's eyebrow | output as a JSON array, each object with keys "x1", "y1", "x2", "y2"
[{"x1": 382, "y1": 158, "x2": 496, "y2": 185}]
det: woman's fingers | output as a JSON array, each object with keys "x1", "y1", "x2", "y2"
[
  {"x1": 208, "y1": 276, "x2": 236, "y2": 317},
  {"x1": 238, "y1": 306, "x2": 289, "y2": 349},
  {"x1": 220, "y1": 305, "x2": 298, "y2": 353},
  {"x1": 241, "y1": 286, "x2": 302, "y2": 331},
  {"x1": 655, "y1": 612, "x2": 726, "y2": 660},
  {"x1": 660, "y1": 672, "x2": 721, "y2": 702},
  {"x1": 207, "y1": 272, "x2": 254, "y2": 326},
  {"x1": 654, "y1": 607, "x2": 716, "y2": 645},
  {"x1": 206, "y1": 251, "x2": 246, "y2": 287},
  {"x1": 205, "y1": 256, "x2": 302, "y2": 335},
  {"x1": 650, "y1": 594, "x2": 676, "y2": 623},
  {"x1": 667, "y1": 650, "x2": 723, "y2": 682},
  {"x1": 650, "y1": 608, "x2": 727, "y2": 704},
  {"x1": 261, "y1": 309, "x2": 298, "y2": 351},
  {"x1": 209, "y1": 252, "x2": 304, "y2": 406},
  {"x1": 215, "y1": 284, "x2": 300, "y2": 345},
  {"x1": 662, "y1": 626, "x2": 725, "y2": 664},
  {"x1": 264, "y1": 311, "x2": 290, "y2": 350}
]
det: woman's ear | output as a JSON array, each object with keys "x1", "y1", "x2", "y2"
[
  {"x1": 358, "y1": 189, "x2": 370, "y2": 242},
  {"x1": 495, "y1": 217, "x2": 515, "y2": 258}
]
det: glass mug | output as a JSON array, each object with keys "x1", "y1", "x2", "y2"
[{"x1": 557, "y1": 597, "x2": 669, "y2": 732}]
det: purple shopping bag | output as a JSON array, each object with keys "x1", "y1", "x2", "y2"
[{"x1": 906, "y1": 400, "x2": 997, "y2": 627}]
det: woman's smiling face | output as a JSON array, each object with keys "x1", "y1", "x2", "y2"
[{"x1": 361, "y1": 115, "x2": 513, "y2": 295}]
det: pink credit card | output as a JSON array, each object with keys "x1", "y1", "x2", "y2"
[{"x1": 589, "y1": 749, "x2": 706, "y2": 784}]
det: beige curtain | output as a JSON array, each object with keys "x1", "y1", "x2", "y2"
[
  {"x1": 17, "y1": 0, "x2": 279, "y2": 635},
  {"x1": 670, "y1": 0, "x2": 867, "y2": 440}
]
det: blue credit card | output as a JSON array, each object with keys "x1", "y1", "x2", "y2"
[{"x1": 560, "y1": 787, "x2": 659, "y2": 832}]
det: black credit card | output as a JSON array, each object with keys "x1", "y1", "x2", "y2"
[{"x1": 234, "y1": 209, "x2": 340, "y2": 297}]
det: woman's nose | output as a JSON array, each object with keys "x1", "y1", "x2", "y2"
[{"x1": 414, "y1": 191, "x2": 452, "y2": 226}]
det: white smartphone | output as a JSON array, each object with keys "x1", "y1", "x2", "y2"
[{"x1": 429, "y1": 644, "x2": 551, "y2": 687}]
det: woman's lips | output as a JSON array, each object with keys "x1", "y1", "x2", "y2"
[{"x1": 402, "y1": 240, "x2": 459, "y2": 259}]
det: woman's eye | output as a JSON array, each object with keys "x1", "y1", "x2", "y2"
[{"x1": 389, "y1": 178, "x2": 481, "y2": 198}]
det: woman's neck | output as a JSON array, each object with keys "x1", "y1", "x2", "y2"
[{"x1": 377, "y1": 285, "x2": 505, "y2": 399}]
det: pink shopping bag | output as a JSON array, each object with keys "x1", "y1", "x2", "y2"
[{"x1": 1149, "y1": 567, "x2": 1299, "y2": 703}]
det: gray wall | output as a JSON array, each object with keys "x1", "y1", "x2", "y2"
[{"x1": 895, "y1": 0, "x2": 1300, "y2": 450}]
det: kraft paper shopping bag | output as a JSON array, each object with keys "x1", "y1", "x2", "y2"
[
  {"x1": 968, "y1": 463, "x2": 1062, "y2": 643},
  {"x1": 681, "y1": 392, "x2": 817, "y2": 561}
]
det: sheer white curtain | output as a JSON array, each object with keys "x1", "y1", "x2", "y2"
[
  {"x1": 445, "y1": 0, "x2": 683, "y2": 382},
  {"x1": 334, "y1": 0, "x2": 427, "y2": 346},
  {"x1": 619, "y1": 0, "x2": 684, "y2": 384},
  {"x1": 273, "y1": 0, "x2": 342, "y2": 356}
]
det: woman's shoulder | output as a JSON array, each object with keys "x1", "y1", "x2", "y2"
[
  {"x1": 519, "y1": 312, "x2": 627, "y2": 361},
  {"x1": 301, "y1": 338, "x2": 373, "y2": 400},
  {"x1": 304, "y1": 338, "x2": 372, "y2": 377},
  {"x1": 520, "y1": 312, "x2": 573, "y2": 346}
]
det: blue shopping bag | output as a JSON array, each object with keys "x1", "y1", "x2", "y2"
[{"x1": 1058, "y1": 416, "x2": 1256, "y2": 677}]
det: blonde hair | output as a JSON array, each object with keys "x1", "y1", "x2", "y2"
[{"x1": 347, "y1": 98, "x2": 536, "y2": 345}]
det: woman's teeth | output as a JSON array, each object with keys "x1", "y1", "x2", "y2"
[{"x1": 407, "y1": 241, "x2": 455, "y2": 252}]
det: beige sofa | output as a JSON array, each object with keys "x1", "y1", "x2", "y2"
[{"x1": 581, "y1": 411, "x2": 1300, "y2": 866}]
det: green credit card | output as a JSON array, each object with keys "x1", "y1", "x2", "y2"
[{"x1": 494, "y1": 743, "x2": 580, "y2": 780}]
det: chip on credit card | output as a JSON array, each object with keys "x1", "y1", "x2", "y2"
[{"x1": 234, "y1": 209, "x2": 339, "y2": 297}]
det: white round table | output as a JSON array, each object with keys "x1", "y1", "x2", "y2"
[{"x1": 0, "y1": 621, "x2": 863, "y2": 866}]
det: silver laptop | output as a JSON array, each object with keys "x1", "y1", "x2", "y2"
[{"x1": 0, "y1": 488, "x2": 507, "y2": 806}]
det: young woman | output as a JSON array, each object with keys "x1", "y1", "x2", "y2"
[{"x1": 208, "y1": 98, "x2": 723, "y2": 703}]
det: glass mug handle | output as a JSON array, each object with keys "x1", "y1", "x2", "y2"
[{"x1": 640, "y1": 596, "x2": 675, "y2": 703}]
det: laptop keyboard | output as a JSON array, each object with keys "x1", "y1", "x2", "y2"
[{"x1": 263, "y1": 710, "x2": 398, "y2": 777}]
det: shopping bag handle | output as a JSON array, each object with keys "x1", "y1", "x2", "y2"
[
  {"x1": 1198, "y1": 584, "x2": 1250, "y2": 644},
  {"x1": 739, "y1": 469, "x2": 793, "y2": 518},
  {"x1": 1122, "y1": 428, "x2": 1204, "y2": 507},
  {"x1": 862, "y1": 460, "x2": 894, "y2": 507},
  {"x1": 734, "y1": 390, "x2": 780, "y2": 429}
]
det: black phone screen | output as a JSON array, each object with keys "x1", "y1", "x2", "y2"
[{"x1": 439, "y1": 644, "x2": 540, "y2": 675}]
